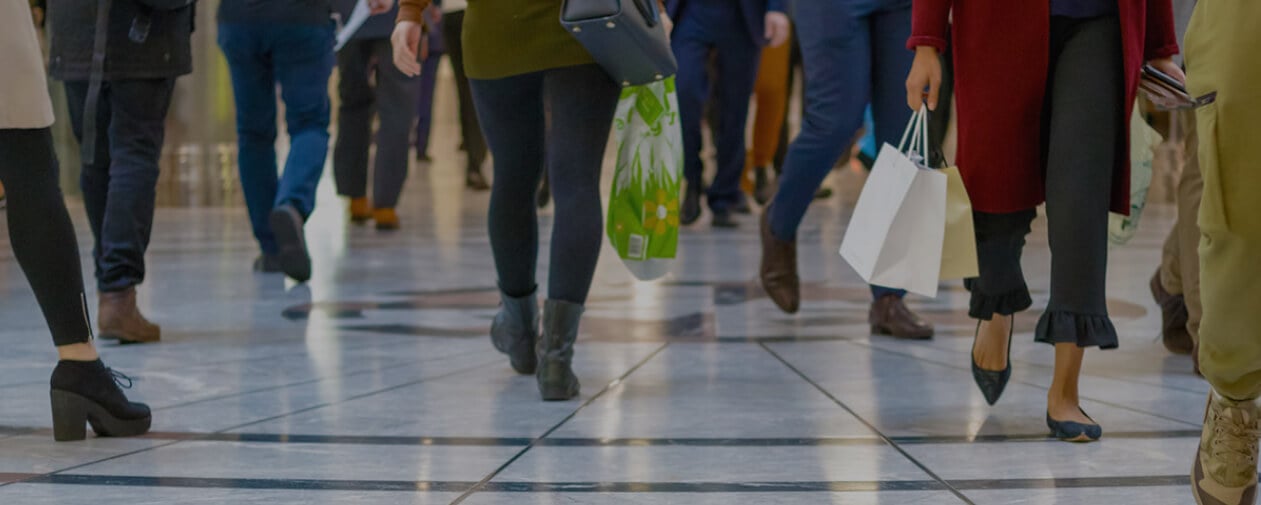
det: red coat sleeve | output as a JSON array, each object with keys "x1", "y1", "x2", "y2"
[
  {"x1": 908, "y1": 0, "x2": 952, "y2": 53},
  {"x1": 1145, "y1": 0, "x2": 1180, "y2": 60}
]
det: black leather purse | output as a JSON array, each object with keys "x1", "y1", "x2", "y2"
[{"x1": 560, "y1": 0, "x2": 678, "y2": 86}]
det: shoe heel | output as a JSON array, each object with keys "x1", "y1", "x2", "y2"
[
  {"x1": 50, "y1": 390, "x2": 89, "y2": 442},
  {"x1": 536, "y1": 362, "x2": 579, "y2": 402},
  {"x1": 870, "y1": 324, "x2": 887, "y2": 335}
]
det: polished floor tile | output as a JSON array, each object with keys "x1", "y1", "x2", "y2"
[{"x1": 0, "y1": 60, "x2": 1215, "y2": 504}]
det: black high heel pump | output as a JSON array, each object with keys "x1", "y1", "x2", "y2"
[{"x1": 971, "y1": 316, "x2": 1014, "y2": 406}]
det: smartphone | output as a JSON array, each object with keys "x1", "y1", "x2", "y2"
[
  {"x1": 1141, "y1": 64, "x2": 1188, "y2": 94},
  {"x1": 1140, "y1": 64, "x2": 1197, "y2": 109}
]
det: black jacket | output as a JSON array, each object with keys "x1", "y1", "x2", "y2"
[{"x1": 48, "y1": 0, "x2": 195, "y2": 81}]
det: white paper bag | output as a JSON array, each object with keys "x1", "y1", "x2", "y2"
[{"x1": 840, "y1": 108, "x2": 949, "y2": 298}]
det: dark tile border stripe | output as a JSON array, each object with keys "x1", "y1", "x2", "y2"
[
  {"x1": 17, "y1": 474, "x2": 1198, "y2": 492},
  {"x1": 89, "y1": 429, "x2": 1201, "y2": 447}
]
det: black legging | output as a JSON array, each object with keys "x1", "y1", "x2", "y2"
[
  {"x1": 469, "y1": 64, "x2": 620, "y2": 304},
  {"x1": 0, "y1": 128, "x2": 93, "y2": 346}
]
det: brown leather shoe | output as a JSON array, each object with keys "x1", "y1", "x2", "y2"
[
  {"x1": 869, "y1": 295, "x2": 934, "y2": 339},
  {"x1": 1150, "y1": 270, "x2": 1193, "y2": 355},
  {"x1": 759, "y1": 210, "x2": 799, "y2": 314},
  {"x1": 98, "y1": 288, "x2": 160, "y2": 344},
  {"x1": 373, "y1": 208, "x2": 400, "y2": 231},
  {"x1": 348, "y1": 197, "x2": 372, "y2": 224}
]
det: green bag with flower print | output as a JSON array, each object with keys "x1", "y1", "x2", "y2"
[{"x1": 606, "y1": 78, "x2": 682, "y2": 281}]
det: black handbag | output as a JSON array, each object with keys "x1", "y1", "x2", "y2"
[{"x1": 560, "y1": 0, "x2": 678, "y2": 86}]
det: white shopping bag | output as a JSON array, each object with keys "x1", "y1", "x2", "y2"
[{"x1": 840, "y1": 107, "x2": 949, "y2": 298}]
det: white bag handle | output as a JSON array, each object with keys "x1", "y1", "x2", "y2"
[{"x1": 896, "y1": 106, "x2": 931, "y2": 164}]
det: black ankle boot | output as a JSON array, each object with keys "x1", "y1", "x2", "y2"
[
  {"x1": 49, "y1": 359, "x2": 151, "y2": 442},
  {"x1": 537, "y1": 300, "x2": 582, "y2": 401},
  {"x1": 491, "y1": 290, "x2": 539, "y2": 374}
]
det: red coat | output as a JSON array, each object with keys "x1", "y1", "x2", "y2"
[{"x1": 909, "y1": 1, "x2": 1179, "y2": 214}]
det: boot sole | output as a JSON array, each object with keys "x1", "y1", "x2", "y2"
[
  {"x1": 51, "y1": 390, "x2": 151, "y2": 442},
  {"x1": 871, "y1": 324, "x2": 934, "y2": 340},
  {"x1": 97, "y1": 330, "x2": 160, "y2": 344}
]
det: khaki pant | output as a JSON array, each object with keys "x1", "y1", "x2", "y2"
[
  {"x1": 1185, "y1": 0, "x2": 1261, "y2": 401},
  {"x1": 1160, "y1": 110, "x2": 1203, "y2": 342}
]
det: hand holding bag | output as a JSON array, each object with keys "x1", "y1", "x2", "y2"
[{"x1": 561, "y1": 0, "x2": 678, "y2": 86}]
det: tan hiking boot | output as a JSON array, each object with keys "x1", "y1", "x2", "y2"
[
  {"x1": 98, "y1": 288, "x2": 160, "y2": 344},
  {"x1": 1193, "y1": 390, "x2": 1260, "y2": 505}
]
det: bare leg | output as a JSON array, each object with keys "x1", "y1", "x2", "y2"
[
  {"x1": 1047, "y1": 343, "x2": 1092, "y2": 424},
  {"x1": 973, "y1": 315, "x2": 1012, "y2": 371}
]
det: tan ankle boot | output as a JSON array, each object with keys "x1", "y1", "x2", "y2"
[{"x1": 98, "y1": 288, "x2": 160, "y2": 344}]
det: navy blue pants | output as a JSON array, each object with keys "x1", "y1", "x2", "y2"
[
  {"x1": 64, "y1": 78, "x2": 175, "y2": 293},
  {"x1": 219, "y1": 22, "x2": 335, "y2": 255},
  {"x1": 672, "y1": 0, "x2": 762, "y2": 213},
  {"x1": 768, "y1": 0, "x2": 913, "y2": 300}
]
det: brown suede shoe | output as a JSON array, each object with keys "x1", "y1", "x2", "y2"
[
  {"x1": 759, "y1": 210, "x2": 799, "y2": 314},
  {"x1": 869, "y1": 295, "x2": 934, "y2": 339},
  {"x1": 1151, "y1": 270, "x2": 1193, "y2": 355},
  {"x1": 98, "y1": 288, "x2": 160, "y2": 344}
]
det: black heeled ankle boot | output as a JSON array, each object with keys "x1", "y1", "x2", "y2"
[
  {"x1": 49, "y1": 359, "x2": 151, "y2": 442},
  {"x1": 491, "y1": 290, "x2": 539, "y2": 375},
  {"x1": 971, "y1": 317, "x2": 1014, "y2": 406},
  {"x1": 537, "y1": 300, "x2": 582, "y2": 401}
]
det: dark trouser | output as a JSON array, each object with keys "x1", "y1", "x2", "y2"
[
  {"x1": 470, "y1": 64, "x2": 620, "y2": 305},
  {"x1": 767, "y1": 0, "x2": 913, "y2": 300},
  {"x1": 333, "y1": 37, "x2": 420, "y2": 209},
  {"x1": 0, "y1": 129, "x2": 93, "y2": 346},
  {"x1": 441, "y1": 10, "x2": 489, "y2": 175},
  {"x1": 218, "y1": 22, "x2": 335, "y2": 255},
  {"x1": 967, "y1": 15, "x2": 1122, "y2": 349},
  {"x1": 63, "y1": 78, "x2": 174, "y2": 293},
  {"x1": 413, "y1": 47, "x2": 443, "y2": 157},
  {"x1": 672, "y1": 2, "x2": 761, "y2": 213}
]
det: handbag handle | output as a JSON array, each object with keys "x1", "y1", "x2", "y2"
[{"x1": 633, "y1": 0, "x2": 659, "y2": 27}]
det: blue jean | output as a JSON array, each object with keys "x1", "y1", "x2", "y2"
[
  {"x1": 672, "y1": 0, "x2": 762, "y2": 213},
  {"x1": 64, "y1": 79, "x2": 175, "y2": 292},
  {"x1": 218, "y1": 22, "x2": 335, "y2": 255},
  {"x1": 768, "y1": 0, "x2": 913, "y2": 300}
]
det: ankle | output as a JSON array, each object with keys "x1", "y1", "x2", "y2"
[{"x1": 56, "y1": 343, "x2": 100, "y2": 362}]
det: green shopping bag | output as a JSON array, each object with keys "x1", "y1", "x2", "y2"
[
  {"x1": 607, "y1": 78, "x2": 683, "y2": 281},
  {"x1": 1109, "y1": 106, "x2": 1164, "y2": 246}
]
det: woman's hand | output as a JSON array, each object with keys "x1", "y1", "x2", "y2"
[
  {"x1": 905, "y1": 46, "x2": 942, "y2": 111},
  {"x1": 391, "y1": 20, "x2": 424, "y2": 77},
  {"x1": 1140, "y1": 57, "x2": 1192, "y2": 109},
  {"x1": 764, "y1": 12, "x2": 790, "y2": 48}
]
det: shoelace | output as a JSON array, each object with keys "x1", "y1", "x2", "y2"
[
  {"x1": 108, "y1": 369, "x2": 136, "y2": 389},
  {"x1": 1211, "y1": 407, "x2": 1261, "y2": 469}
]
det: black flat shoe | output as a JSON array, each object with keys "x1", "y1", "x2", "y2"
[
  {"x1": 971, "y1": 317, "x2": 1013, "y2": 406},
  {"x1": 712, "y1": 209, "x2": 739, "y2": 229},
  {"x1": 1047, "y1": 409, "x2": 1102, "y2": 442},
  {"x1": 50, "y1": 360, "x2": 151, "y2": 442},
  {"x1": 681, "y1": 185, "x2": 702, "y2": 225}
]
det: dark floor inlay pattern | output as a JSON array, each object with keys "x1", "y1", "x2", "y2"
[{"x1": 21, "y1": 474, "x2": 1201, "y2": 492}]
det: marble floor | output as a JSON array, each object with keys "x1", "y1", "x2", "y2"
[{"x1": 0, "y1": 93, "x2": 1211, "y2": 503}]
